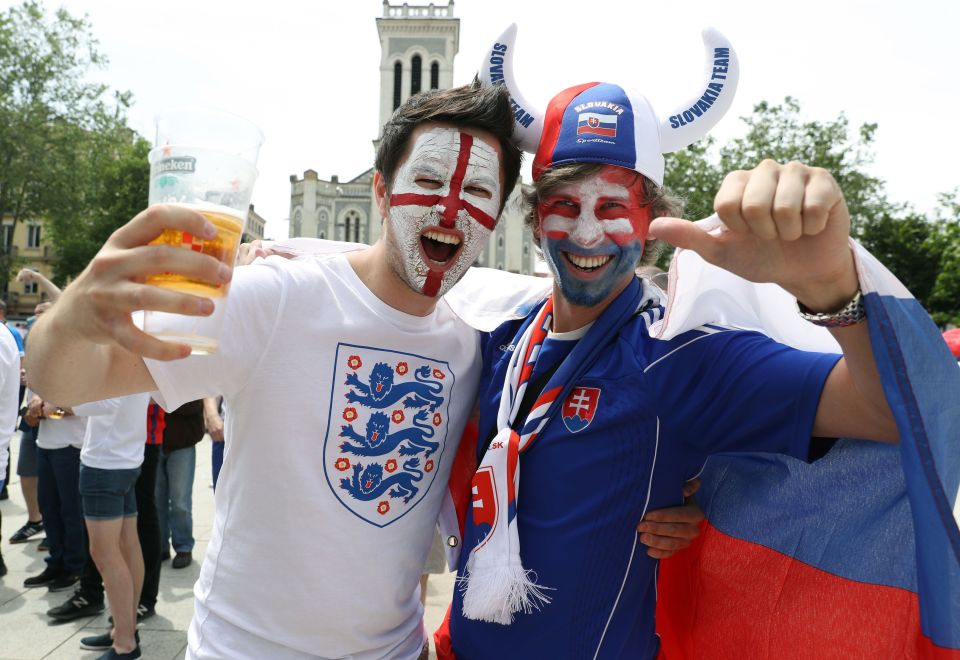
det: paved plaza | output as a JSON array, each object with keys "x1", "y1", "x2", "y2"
[{"x1": 0, "y1": 435, "x2": 453, "y2": 659}]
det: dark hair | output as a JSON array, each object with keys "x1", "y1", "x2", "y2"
[
  {"x1": 523, "y1": 162, "x2": 683, "y2": 267},
  {"x1": 375, "y1": 82, "x2": 523, "y2": 208}
]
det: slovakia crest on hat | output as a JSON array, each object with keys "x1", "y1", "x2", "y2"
[{"x1": 562, "y1": 386, "x2": 601, "y2": 433}]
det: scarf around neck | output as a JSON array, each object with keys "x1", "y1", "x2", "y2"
[{"x1": 460, "y1": 277, "x2": 652, "y2": 624}]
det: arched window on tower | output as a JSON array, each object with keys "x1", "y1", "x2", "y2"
[
  {"x1": 342, "y1": 210, "x2": 361, "y2": 243},
  {"x1": 410, "y1": 55, "x2": 422, "y2": 95},
  {"x1": 430, "y1": 62, "x2": 440, "y2": 89},
  {"x1": 292, "y1": 210, "x2": 302, "y2": 237},
  {"x1": 393, "y1": 61, "x2": 402, "y2": 110},
  {"x1": 318, "y1": 211, "x2": 328, "y2": 238}
]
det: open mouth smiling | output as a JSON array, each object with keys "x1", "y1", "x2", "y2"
[
  {"x1": 419, "y1": 227, "x2": 464, "y2": 272},
  {"x1": 563, "y1": 251, "x2": 613, "y2": 275}
]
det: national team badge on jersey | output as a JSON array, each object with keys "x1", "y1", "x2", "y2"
[
  {"x1": 561, "y1": 386, "x2": 601, "y2": 433},
  {"x1": 323, "y1": 343, "x2": 454, "y2": 527}
]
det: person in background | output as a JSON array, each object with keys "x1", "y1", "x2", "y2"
[
  {"x1": 22, "y1": 395, "x2": 89, "y2": 592},
  {"x1": 152, "y1": 399, "x2": 204, "y2": 569},
  {"x1": 70, "y1": 394, "x2": 151, "y2": 660},
  {"x1": 0, "y1": 304, "x2": 24, "y2": 576},
  {"x1": 8, "y1": 386, "x2": 44, "y2": 546},
  {"x1": 47, "y1": 412, "x2": 162, "y2": 624},
  {"x1": 0, "y1": 298, "x2": 22, "y2": 501},
  {"x1": 9, "y1": 274, "x2": 60, "y2": 541}
]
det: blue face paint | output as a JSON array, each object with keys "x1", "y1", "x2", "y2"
[{"x1": 542, "y1": 237, "x2": 644, "y2": 307}]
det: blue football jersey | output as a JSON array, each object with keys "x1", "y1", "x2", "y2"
[{"x1": 450, "y1": 313, "x2": 840, "y2": 659}]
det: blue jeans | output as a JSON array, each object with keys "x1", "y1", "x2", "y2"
[
  {"x1": 37, "y1": 445, "x2": 87, "y2": 574},
  {"x1": 156, "y1": 446, "x2": 195, "y2": 554}
]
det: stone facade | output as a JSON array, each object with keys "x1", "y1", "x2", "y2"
[
  {"x1": 246, "y1": 205, "x2": 267, "y2": 242},
  {"x1": 1, "y1": 215, "x2": 58, "y2": 318},
  {"x1": 288, "y1": 0, "x2": 535, "y2": 275}
]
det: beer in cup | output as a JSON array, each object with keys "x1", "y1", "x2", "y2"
[{"x1": 143, "y1": 109, "x2": 263, "y2": 354}]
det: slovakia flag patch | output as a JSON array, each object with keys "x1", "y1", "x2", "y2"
[
  {"x1": 577, "y1": 112, "x2": 617, "y2": 137},
  {"x1": 561, "y1": 386, "x2": 601, "y2": 433}
]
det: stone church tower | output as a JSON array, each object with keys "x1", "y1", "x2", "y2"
[{"x1": 289, "y1": 1, "x2": 535, "y2": 275}]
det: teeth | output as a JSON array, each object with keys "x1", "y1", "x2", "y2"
[
  {"x1": 567, "y1": 254, "x2": 612, "y2": 269},
  {"x1": 423, "y1": 230, "x2": 461, "y2": 245}
]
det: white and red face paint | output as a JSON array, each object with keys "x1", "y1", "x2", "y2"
[
  {"x1": 536, "y1": 166, "x2": 650, "y2": 306},
  {"x1": 386, "y1": 127, "x2": 502, "y2": 298}
]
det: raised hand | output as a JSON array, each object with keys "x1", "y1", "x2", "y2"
[{"x1": 648, "y1": 160, "x2": 859, "y2": 311}]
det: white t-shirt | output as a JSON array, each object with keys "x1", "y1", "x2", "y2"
[
  {"x1": 146, "y1": 254, "x2": 481, "y2": 660},
  {"x1": 0, "y1": 326, "x2": 20, "y2": 476},
  {"x1": 36, "y1": 411, "x2": 88, "y2": 451},
  {"x1": 75, "y1": 394, "x2": 150, "y2": 470}
]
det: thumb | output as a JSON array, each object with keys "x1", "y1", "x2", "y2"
[{"x1": 648, "y1": 217, "x2": 722, "y2": 262}]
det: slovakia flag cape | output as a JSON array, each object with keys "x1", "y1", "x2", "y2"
[{"x1": 652, "y1": 216, "x2": 960, "y2": 658}]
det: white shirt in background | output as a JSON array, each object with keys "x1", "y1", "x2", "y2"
[
  {"x1": 0, "y1": 326, "x2": 20, "y2": 476},
  {"x1": 75, "y1": 393, "x2": 151, "y2": 470},
  {"x1": 36, "y1": 413, "x2": 88, "y2": 450}
]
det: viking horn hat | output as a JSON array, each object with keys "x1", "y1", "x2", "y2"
[{"x1": 479, "y1": 24, "x2": 739, "y2": 185}]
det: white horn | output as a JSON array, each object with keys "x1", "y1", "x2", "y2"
[
  {"x1": 478, "y1": 24, "x2": 544, "y2": 154},
  {"x1": 658, "y1": 27, "x2": 739, "y2": 154}
]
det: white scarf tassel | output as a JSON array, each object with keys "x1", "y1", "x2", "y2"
[{"x1": 460, "y1": 553, "x2": 553, "y2": 624}]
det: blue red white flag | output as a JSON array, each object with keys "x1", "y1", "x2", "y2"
[
  {"x1": 654, "y1": 216, "x2": 960, "y2": 658},
  {"x1": 577, "y1": 112, "x2": 618, "y2": 137}
]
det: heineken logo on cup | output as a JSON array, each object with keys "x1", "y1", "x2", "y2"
[{"x1": 154, "y1": 156, "x2": 197, "y2": 175}]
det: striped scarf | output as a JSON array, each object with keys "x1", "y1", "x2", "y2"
[{"x1": 460, "y1": 277, "x2": 651, "y2": 624}]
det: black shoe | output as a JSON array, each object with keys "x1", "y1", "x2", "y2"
[
  {"x1": 24, "y1": 566, "x2": 61, "y2": 588},
  {"x1": 171, "y1": 551, "x2": 192, "y2": 569},
  {"x1": 47, "y1": 590, "x2": 105, "y2": 621},
  {"x1": 9, "y1": 520, "x2": 43, "y2": 543},
  {"x1": 37, "y1": 537, "x2": 48, "y2": 552},
  {"x1": 80, "y1": 630, "x2": 139, "y2": 651},
  {"x1": 97, "y1": 646, "x2": 141, "y2": 660},
  {"x1": 47, "y1": 572, "x2": 80, "y2": 592},
  {"x1": 160, "y1": 549, "x2": 171, "y2": 561},
  {"x1": 0, "y1": 486, "x2": 8, "y2": 500},
  {"x1": 0, "y1": 554, "x2": 6, "y2": 577},
  {"x1": 109, "y1": 603, "x2": 156, "y2": 624}
]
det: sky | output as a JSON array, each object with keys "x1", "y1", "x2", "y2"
[{"x1": 11, "y1": 0, "x2": 959, "y2": 239}]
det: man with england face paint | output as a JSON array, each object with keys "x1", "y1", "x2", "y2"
[
  {"x1": 24, "y1": 83, "x2": 526, "y2": 660},
  {"x1": 439, "y1": 28, "x2": 907, "y2": 660}
]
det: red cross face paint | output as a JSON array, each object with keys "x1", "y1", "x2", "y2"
[
  {"x1": 386, "y1": 127, "x2": 502, "y2": 298},
  {"x1": 536, "y1": 166, "x2": 651, "y2": 306}
]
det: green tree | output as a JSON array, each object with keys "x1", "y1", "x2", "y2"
[
  {"x1": 855, "y1": 210, "x2": 943, "y2": 304},
  {"x1": 657, "y1": 98, "x2": 960, "y2": 324},
  {"x1": 717, "y1": 97, "x2": 890, "y2": 232},
  {"x1": 47, "y1": 132, "x2": 150, "y2": 283},
  {"x1": 0, "y1": 1, "x2": 137, "y2": 289},
  {"x1": 659, "y1": 98, "x2": 893, "y2": 268},
  {"x1": 927, "y1": 189, "x2": 960, "y2": 326}
]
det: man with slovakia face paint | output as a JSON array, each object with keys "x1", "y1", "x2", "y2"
[
  {"x1": 25, "y1": 83, "x2": 523, "y2": 660},
  {"x1": 439, "y1": 28, "x2": 904, "y2": 659}
]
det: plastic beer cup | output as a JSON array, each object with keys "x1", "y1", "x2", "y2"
[{"x1": 143, "y1": 109, "x2": 263, "y2": 354}]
